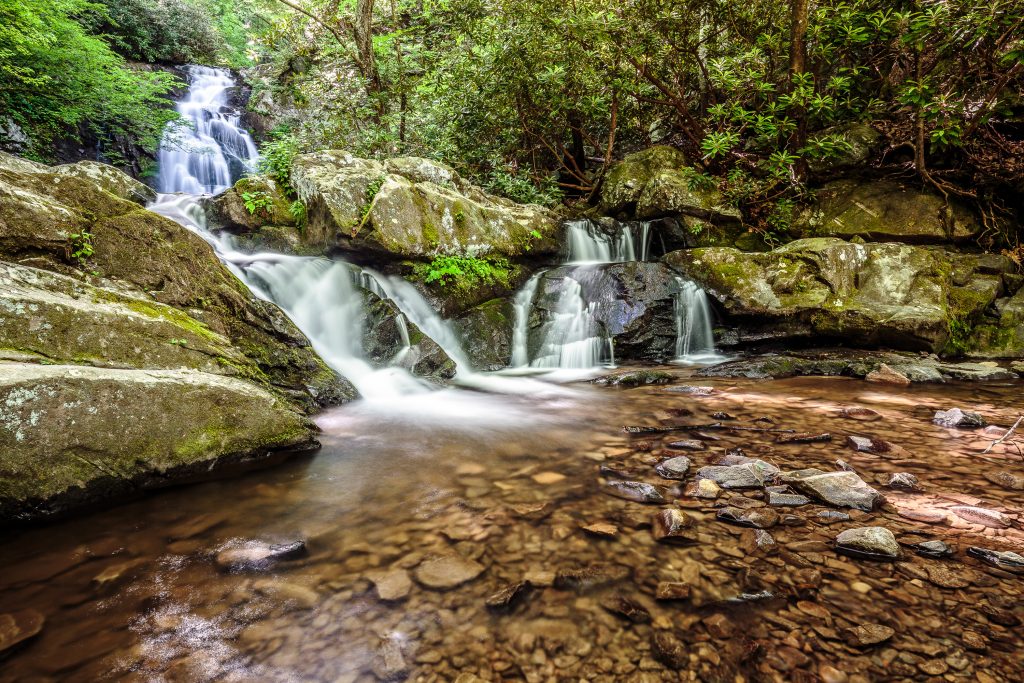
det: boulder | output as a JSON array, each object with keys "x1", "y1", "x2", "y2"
[
  {"x1": 0, "y1": 153, "x2": 155, "y2": 205},
  {"x1": 527, "y1": 262, "x2": 682, "y2": 362},
  {"x1": 807, "y1": 123, "x2": 882, "y2": 175},
  {"x1": 794, "y1": 180, "x2": 979, "y2": 244},
  {"x1": 666, "y1": 238, "x2": 1007, "y2": 353},
  {"x1": 598, "y1": 146, "x2": 740, "y2": 224},
  {"x1": 363, "y1": 292, "x2": 457, "y2": 382},
  {"x1": 835, "y1": 527, "x2": 902, "y2": 561},
  {"x1": 0, "y1": 157, "x2": 352, "y2": 411},
  {"x1": 203, "y1": 175, "x2": 297, "y2": 233},
  {"x1": 966, "y1": 285, "x2": 1024, "y2": 358},
  {"x1": 0, "y1": 363, "x2": 316, "y2": 521},
  {"x1": 291, "y1": 152, "x2": 559, "y2": 260},
  {"x1": 453, "y1": 298, "x2": 515, "y2": 371}
]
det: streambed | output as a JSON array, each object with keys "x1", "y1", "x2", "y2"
[{"x1": 2, "y1": 370, "x2": 1022, "y2": 681}]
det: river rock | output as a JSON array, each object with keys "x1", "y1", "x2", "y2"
[
  {"x1": 816, "y1": 510, "x2": 852, "y2": 524},
  {"x1": 655, "y1": 582, "x2": 691, "y2": 601},
  {"x1": 780, "y1": 469, "x2": 885, "y2": 511},
  {"x1": 215, "y1": 540, "x2": 307, "y2": 571},
  {"x1": 768, "y1": 492, "x2": 811, "y2": 507},
  {"x1": 667, "y1": 439, "x2": 706, "y2": 451},
  {"x1": 369, "y1": 569, "x2": 413, "y2": 601},
  {"x1": 983, "y1": 471, "x2": 1024, "y2": 490},
  {"x1": 655, "y1": 456, "x2": 692, "y2": 480},
  {"x1": 1, "y1": 364, "x2": 318, "y2": 521},
  {"x1": 839, "y1": 406, "x2": 882, "y2": 421},
  {"x1": 843, "y1": 623, "x2": 895, "y2": 648},
  {"x1": 651, "y1": 631, "x2": 687, "y2": 669},
  {"x1": 934, "y1": 408, "x2": 987, "y2": 428},
  {"x1": 651, "y1": 509, "x2": 696, "y2": 544},
  {"x1": 776, "y1": 432, "x2": 832, "y2": 444},
  {"x1": 696, "y1": 460, "x2": 780, "y2": 489},
  {"x1": 603, "y1": 480, "x2": 668, "y2": 504},
  {"x1": 887, "y1": 473, "x2": 921, "y2": 490},
  {"x1": 913, "y1": 540, "x2": 955, "y2": 559},
  {"x1": 0, "y1": 609, "x2": 44, "y2": 656},
  {"x1": 601, "y1": 595, "x2": 652, "y2": 623},
  {"x1": 716, "y1": 506, "x2": 779, "y2": 529},
  {"x1": 835, "y1": 527, "x2": 902, "y2": 561},
  {"x1": 966, "y1": 547, "x2": 1024, "y2": 574},
  {"x1": 414, "y1": 555, "x2": 486, "y2": 589},
  {"x1": 485, "y1": 582, "x2": 530, "y2": 609},
  {"x1": 845, "y1": 435, "x2": 892, "y2": 454},
  {"x1": 865, "y1": 364, "x2": 911, "y2": 386},
  {"x1": 950, "y1": 505, "x2": 1010, "y2": 528}
]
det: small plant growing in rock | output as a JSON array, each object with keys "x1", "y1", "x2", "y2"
[
  {"x1": 67, "y1": 230, "x2": 94, "y2": 265},
  {"x1": 241, "y1": 190, "x2": 274, "y2": 217}
]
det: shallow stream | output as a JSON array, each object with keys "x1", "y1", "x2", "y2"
[{"x1": 2, "y1": 370, "x2": 1023, "y2": 682}]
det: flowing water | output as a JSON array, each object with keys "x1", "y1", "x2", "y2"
[{"x1": 2, "y1": 372, "x2": 1023, "y2": 681}]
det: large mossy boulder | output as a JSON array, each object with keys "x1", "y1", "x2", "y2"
[
  {"x1": 598, "y1": 146, "x2": 740, "y2": 224},
  {"x1": 794, "y1": 180, "x2": 979, "y2": 244},
  {"x1": 0, "y1": 363, "x2": 316, "y2": 522},
  {"x1": 203, "y1": 175, "x2": 297, "y2": 234},
  {"x1": 290, "y1": 152, "x2": 559, "y2": 261},
  {"x1": 0, "y1": 157, "x2": 353, "y2": 411},
  {"x1": 966, "y1": 285, "x2": 1024, "y2": 358},
  {"x1": 665, "y1": 238, "x2": 1008, "y2": 353}
]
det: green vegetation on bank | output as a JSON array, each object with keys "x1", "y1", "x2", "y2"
[{"x1": 0, "y1": 0, "x2": 261, "y2": 160}]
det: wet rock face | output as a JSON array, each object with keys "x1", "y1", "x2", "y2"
[
  {"x1": 453, "y1": 298, "x2": 515, "y2": 371},
  {"x1": 0, "y1": 609, "x2": 44, "y2": 656},
  {"x1": 291, "y1": 152, "x2": 559, "y2": 260},
  {"x1": 363, "y1": 292, "x2": 457, "y2": 382},
  {"x1": 528, "y1": 262, "x2": 683, "y2": 362},
  {"x1": 665, "y1": 238, "x2": 1010, "y2": 353}
]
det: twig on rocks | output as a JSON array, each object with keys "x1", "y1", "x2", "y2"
[{"x1": 983, "y1": 415, "x2": 1024, "y2": 454}]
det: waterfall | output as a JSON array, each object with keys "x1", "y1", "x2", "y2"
[
  {"x1": 565, "y1": 219, "x2": 652, "y2": 264},
  {"x1": 157, "y1": 66, "x2": 258, "y2": 195},
  {"x1": 672, "y1": 277, "x2": 719, "y2": 364},
  {"x1": 509, "y1": 273, "x2": 543, "y2": 367}
]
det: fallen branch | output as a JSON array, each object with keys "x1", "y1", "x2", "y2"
[{"x1": 983, "y1": 415, "x2": 1024, "y2": 454}]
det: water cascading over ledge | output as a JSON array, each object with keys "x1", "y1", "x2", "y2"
[{"x1": 509, "y1": 218, "x2": 722, "y2": 369}]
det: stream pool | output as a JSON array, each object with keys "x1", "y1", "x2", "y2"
[{"x1": 1, "y1": 369, "x2": 1023, "y2": 681}]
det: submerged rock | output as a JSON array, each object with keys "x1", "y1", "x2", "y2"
[
  {"x1": 835, "y1": 527, "x2": 902, "y2": 561},
  {"x1": 983, "y1": 471, "x2": 1024, "y2": 490},
  {"x1": 0, "y1": 609, "x2": 45, "y2": 656},
  {"x1": 913, "y1": 540, "x2": 955, "y2": 559},
  {"x1": 651, "y1": 509, "x2": 696, "y2": 544},
  {"x1": 602, "y1": 480, "x2": 668, "y2": 504},
  {"x1": 887, "y1": 473, "x2": 921, "y2": 490},
  {"x1": 716, "y1": 506, "x2": 779, "y2": 529},
  {"x1": 844, "y1": 623, "x2": 895, "y2": 648},
  {"x1": 666, "y1": 439, "x2": 706, "y2": 451},
  {"x1": 485, "y1": 582, "x2": 531, "y2": 609},
  {"x1": 866, "y1": 364, "x2": 911, "y2": 386},
  {"x1": 215, "y1": 540, "x2": 307, "y2": 571},
  {"x1": 950, "y1": 506, "x2": 1010, "y2": 529},
  {"x1": 651, "y1": 631, "x2": 688, "y2": 669},
  {"x1": 655, "y1": 582, "x2": 691, "y2": 601},
  {"x1": 934, "y1": 408, "x2": 987, "y2": 428},
  {"x1": 780, "y1": 469, "x2": 885, "y2": 511},
  {"x1": 776, "y1": 432, "x2": 832, "y2": 444},
  {"x1": 601, "y1": 595, "x2": 652, "y2": 623},
  {"x1": 414, "y1": 555, "x2": 486, "y2": 589},
  {"x1": 369, "y1": 569, "x2": 413, "y2": 601}
]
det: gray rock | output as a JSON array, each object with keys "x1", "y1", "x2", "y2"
[
  {"x1": 655, "y1": 456, "x2": 692, "y2": 480},
  {"x1": 697, "y1": 460, "x2": 780, "y2": 489},
  {"x1": 716, "y1": 506, "x2": 779, "y2": 529},
  {"x1": 666, "y1": 439, "x2": 707, "y2": 451},
  {"x1": 781, "y1": 469, "x2": 885, "y2": 511},
  {"x1": 835, "y1": 527, "x2": 902, "y2": 561},
  {"x1": 934, "y1": 408, "x2": 987, "y2": 428},
  {"x1": 651, "y1": 509, "x2": 696, "y2": 544},
  {"x1": 846, "y1": 435, "x2": 893, "y2": 454},
  {"x1": 913, "y1": 540, "x2": 955, "y2": 559},
  {"x1": 887, "y1": 473, "x2": 921, "y2": 490},
  {"x1": 767, "y1": 492, "x2": 811, "y2": 507},
  {"x1": 966, "y1": 547, "x2": 1024, "y2": 574},
  {"x1": 603, "y1": 480, "x2": 668, "y2": 504}
]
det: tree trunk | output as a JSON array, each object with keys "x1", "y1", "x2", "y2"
[{"x1": 789, "y1": 0, "x2": 809, "y2": 77}]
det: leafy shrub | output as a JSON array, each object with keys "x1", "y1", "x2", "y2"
[
  {"x1": 414, "y1": 255, "x2": 512, "y2": 292},
  {"x1": 258, "y1": 128, "x2": 301, "y2": 196},
  {"x1": 67, "y1": 230, "x2": 95, "y2": 265},
  {"x1": 241, "y1": 190, "x2": 274, "y2": 216}
]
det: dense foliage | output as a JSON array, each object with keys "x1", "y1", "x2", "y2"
[
  {"x1": 0, "y1": 0, "x2": 258, "y2": 160},
  {"x1": 246, "y1": 0, "x2": 1024, "y2": 240}
]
